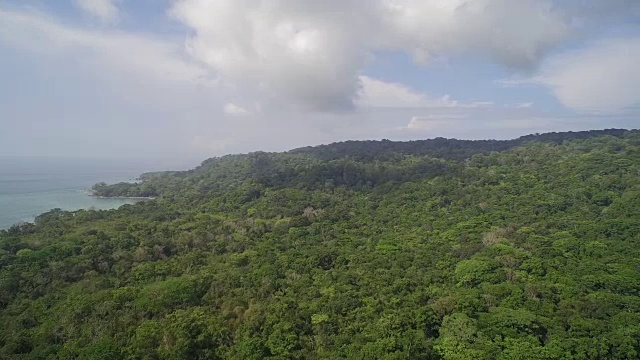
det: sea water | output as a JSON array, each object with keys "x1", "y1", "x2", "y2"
[{"x1": 0, "y1": 157, "x2": 164, "y2": 229}]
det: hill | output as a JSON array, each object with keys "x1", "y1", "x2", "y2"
[{"x1": 1, "y1": 129, "x2": 639, "y2": 359}]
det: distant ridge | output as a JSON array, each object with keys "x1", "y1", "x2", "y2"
[
  {"x1": 95, "y1": 129, "x2": 638, "y2": 198},
  {"x1": 288, "y1": 128, "x2": 633, "y2": 161}
]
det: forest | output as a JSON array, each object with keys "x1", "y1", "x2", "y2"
[{"x1": 1, "y1": 129, "x2": 639, "y2": 359}]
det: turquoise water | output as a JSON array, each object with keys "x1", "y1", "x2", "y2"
[{"x1": 0, "y1": 157, "x2": 159, "y2": 229}]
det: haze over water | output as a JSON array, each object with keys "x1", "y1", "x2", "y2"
[{"x1": 0, "y1": 157, "x2": 173, "y2": 229}]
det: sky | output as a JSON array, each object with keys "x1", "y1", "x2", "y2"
[{"x1": 0, "y1": 0, "x2": 639, "y2": 164}]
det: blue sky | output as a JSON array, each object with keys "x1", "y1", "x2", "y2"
[{"x1": 0, "y1": 0, "x2": 638, "y2": 162}]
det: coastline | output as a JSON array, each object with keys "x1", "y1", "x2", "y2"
[
  {"x1": 85, "y1": 188, "x2": 155, "y2": 200},
  {"x1": 89, "y1": 195, "x2": 156, "y2": 200},
  {"x1": 0, "y1": 156, "x2": 163, "y2": 229},
  {"x1": 1, "y1": 192, "x2": 148, "y2": 230}
]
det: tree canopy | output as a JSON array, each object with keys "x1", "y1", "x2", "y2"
[{"x1": 2, "y1": 129, "x2": 639, "y2": 359}]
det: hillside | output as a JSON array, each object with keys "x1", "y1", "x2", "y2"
[{"x1": 1, "y1": 129, "x2": 639, "y2": 359}]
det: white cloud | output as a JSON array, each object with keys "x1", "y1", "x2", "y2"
[
  {"x1": 0, "y1": 6, "x2": 229, "y2": 159},
  {"x1": 507, "y1": 37, "x2": 640, "y2": 113},
  {"x1": 379, "y1": 0, "x2": 569, "y2": 69},
  {"x1": 169, "y1": 0, "x2": 373, "y2": 112},
  {"x1": 75, "y1": 0, "x2": 120, "y2": 23},
  {"x1": 515, "y1": 102, "x2": 534, "y2": 108},
  {"x1": 168, "y1": 0, "x2": 612, "y2": 112},
  {"x1": 469, "y1": 101, "x2": 495, "y2": 108},
  {"x1": 1, "y1": 2, "x2": 637, "y2": 159},
  {"x1": 358, "y1": 76, "x2": 459, "y2": 108},
  {"x1": 223, "y1": 103, "x2": 252, "y2": 116},
  {"x1": 406, "y1": 114, "x2": 468, "y2": 131},
  {"x1": 0, "y1": 8, "x2": 213, "y2": 93},
  {"x1": 358, "y1": 76, "x2": 498, "y2": 109}
]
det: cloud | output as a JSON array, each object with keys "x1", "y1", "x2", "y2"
[
  {"x1": 358, "y1": 76, "x2": 459, "y2": 108},
  {"x1": 0, "y1": 6, "x2": 228, "y2": 159},
  {"x1": 0, "y1": 7, "x2": 213, "y2": 95},
  {"x1": 169, "y1": 0, "x2": 373, "y2": 112},
  {"x1": 168, "y1": 0, "x2": 616, "y2": 112},
  {"x1": 406, "y1": 114, "x2": 468, "y2": 131},
  {"x1": 223, "y1": 103, "x2": 253, "y2": 116},
  {"x1": 506, "y1": 37, "x2": 640, "y2": 113},
  {"x1": 515, "y1": 102, "x2": 534, "y2": 108},
  {"x1": 75, "y1": 0, "x2": 120, "y2": 23},
  {"x1": 380, "y1": 0, "x2": 570, "y2": 68},
  {"x1": 358, "y1": 76, "x2": 499, "y2": 109},
  {"x1": 1, "y1": 2, "x2": 637, "y2": 160}
]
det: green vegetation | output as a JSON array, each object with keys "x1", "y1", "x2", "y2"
[{"x1": 2, "y1": 129, "x2": 640, "y2": 359}]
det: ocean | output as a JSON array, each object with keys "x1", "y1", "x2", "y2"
[{"x1": 0, "y1": 157, "x2": 171, "y2": 229}]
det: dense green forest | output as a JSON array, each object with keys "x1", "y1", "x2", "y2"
[{"x1": 1, "y1": 129, "x2": 639, "y2": 359}]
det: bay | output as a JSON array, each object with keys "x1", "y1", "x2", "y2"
[{"x1": 0, "y1": 157, "x2": 169, "y2": 229}]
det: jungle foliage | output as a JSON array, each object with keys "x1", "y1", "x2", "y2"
[{"x1": 1, "y1": 129, "x2": 639, "y2": 359}]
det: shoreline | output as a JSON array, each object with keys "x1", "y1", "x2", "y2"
[
  {"x1": 89, "y1": 195, "x2": 156, "y2": 200},
  {"x1": 1, "y1": 193, "x2": 153, "y2": 230}
]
